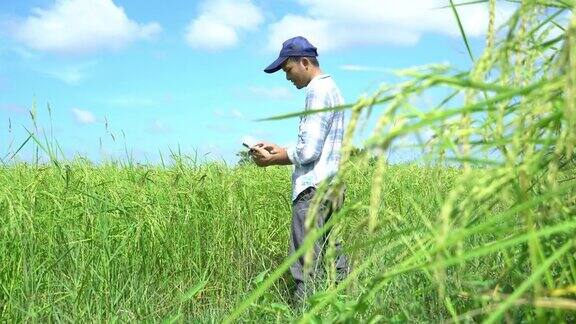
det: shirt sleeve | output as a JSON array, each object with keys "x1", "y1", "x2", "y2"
[{"x1": 287, "y1": 89, "x2": 333, "y2": 167}]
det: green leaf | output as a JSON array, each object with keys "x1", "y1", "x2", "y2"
[
  {"x1": 181, "y1": 280, "x2": 208, "y2": 301},
  {"x1": 449, "y1": 0, "x2": 475, "y2": 62}
]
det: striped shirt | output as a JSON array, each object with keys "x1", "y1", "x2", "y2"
[{"x1": 286, "y1": 74, "x2": 345, "y2": 202}]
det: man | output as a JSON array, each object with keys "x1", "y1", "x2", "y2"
[{"x1": 249, "y1": 36, "x2": 348, "y2": 302}]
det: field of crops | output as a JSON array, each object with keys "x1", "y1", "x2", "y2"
[
  {"x1": 0, "y1": 160, "x2": 453, "y2": 321},
  {"x1": 1, "y1": 158, "x2": 573, "y2": 322},
  {"x1": 2, "y1": 1, "x2": 576, "y2": 322}
]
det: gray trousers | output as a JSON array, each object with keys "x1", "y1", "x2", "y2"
[{"x1": 289, "y1": 186, "x2": 349, "y2": 287}]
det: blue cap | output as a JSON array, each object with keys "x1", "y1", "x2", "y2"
[{"x1": 264, "y1": 36, "x2": 318, "y2": 73}]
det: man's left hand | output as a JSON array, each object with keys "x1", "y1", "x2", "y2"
[{"x1": 255, "y1": 142, "x2": 281, "y2": 154}]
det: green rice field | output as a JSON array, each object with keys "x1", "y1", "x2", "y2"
[{"x1": 2, "y1": 1, "x2": 576, "y2": 322}]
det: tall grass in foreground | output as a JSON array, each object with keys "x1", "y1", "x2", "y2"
[{"x1": 228, "y1": 0, "x2": 576, "y2": 322}]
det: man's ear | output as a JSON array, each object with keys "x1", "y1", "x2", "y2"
[{"x1": 300, "y1": 57, "x2": 310, "y2": 68}]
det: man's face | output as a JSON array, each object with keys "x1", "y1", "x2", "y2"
[{"x1": 281, "y1": 58, "x2": 310, "y2": 89}]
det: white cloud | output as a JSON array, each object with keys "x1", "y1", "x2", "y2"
[
  {"x1": 267, "y1": 15, "x2": 334, "y2": 51},
  {"x1": 267, "y1": 0, "x2": 516, "y2": 52},
  {"x1": 247, "y1": 86, "x2": 292, "y2": 100},
  {"x1": 13, "y1": 0, "x2": 161, "y2": 55},
  {"x1": 185, "y1": 0, "x2": 263, "y2": 50},
  {"x1": 71, "y1": 107, "x2": 96, "y2": 124}
]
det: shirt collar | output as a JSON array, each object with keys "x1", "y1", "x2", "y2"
[{"x1": 307, "y1": 74, "x2": 330, "y2": 88}]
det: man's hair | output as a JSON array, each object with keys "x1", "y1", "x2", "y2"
[{"x1": 287, "y1": 56, "x2": 320, "y2": 68}]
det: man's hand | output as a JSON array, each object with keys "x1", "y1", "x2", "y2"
[
  {"x1": 249, "y1": 141, "x2": 292, "y2": 167},
  {"x1": 250, "y1": 146, "x2": 273, "y2": 167},
  {"x1": 255, "y1": 142, "x2": 281, "y2": 154}
]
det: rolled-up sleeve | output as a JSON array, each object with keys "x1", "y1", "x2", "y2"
[{"x1": 288, "y1": 90, "x2": 333, "y2": 167}]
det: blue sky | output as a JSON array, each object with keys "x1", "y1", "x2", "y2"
[{"x1": 0, "y1": 0, "x2": 516, "y2": 165}]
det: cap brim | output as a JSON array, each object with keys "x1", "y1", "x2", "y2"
[{"x1": 264, "y1": 56, "x2": 287, "y2": 74}]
